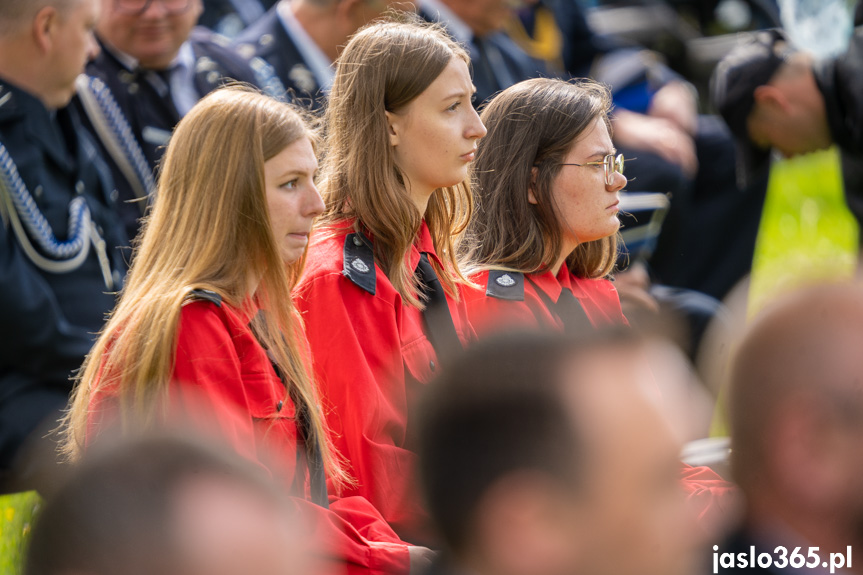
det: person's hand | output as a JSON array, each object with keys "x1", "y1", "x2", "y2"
[
  {"x1": 408, "y1": 546, "x2": 437, "y2": 575},
  {"x1": 648, "y1": 81, "x2": 698, "y2": 136},
  {"x1": 615, "y1": 263, "x2": 660, "y2": 316},
  {"x1": 612, "y1": 110, "x2": 698, "y2": 178}
]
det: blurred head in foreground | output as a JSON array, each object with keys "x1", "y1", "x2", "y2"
[
  {"x1": 26, "y1": 434, "x2": 309, "y2": 575},
  {"x1": 418, "y1": 330, "x2": 700, "y2": 575},
  {"x1": 729, "y1": 282, "x2": 863, "y2": 549}
]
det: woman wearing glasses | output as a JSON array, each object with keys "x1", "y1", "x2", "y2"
[
  {"x1": 461, "y1": 78, "x2": 735, "y2": 525},
  {"x1": 462, "y1": 78, "x2": 629, "y2": 334}
]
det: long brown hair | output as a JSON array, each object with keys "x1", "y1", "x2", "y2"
[
  {"x1": 63, "y1": 86, "x2": 345, "y2": 483},
  {"x1": 462, "y1": 78, "x2": 619, "y2": 279},
  {"x1": 318, "y1": 14, "x2": 473, "y2": 308}
]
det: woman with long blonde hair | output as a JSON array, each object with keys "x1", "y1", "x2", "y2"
[
  {"x1": 295, "y1": 16, "x2": 486, "y2": 545},
  {"x1": 461, "y1": 78, "x2": 628, "y2": 334},
  {"x1": 63, "y1": 86, "x2": 422, "y2": 574}
]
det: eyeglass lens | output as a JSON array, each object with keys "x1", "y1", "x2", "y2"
[{"x1": 605, "y1": 154, "x2": 624, "y2": 185}]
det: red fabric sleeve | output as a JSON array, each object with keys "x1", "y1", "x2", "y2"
[
  {"x1": 171, "y1": 302, "x2": 412, "y2": 575},
  {"x1": 297, "y1": 271, "x2": 432, "y2": 545},
  {"x1": 680, "y1": 463, "x2": 739, "y2": 529}
]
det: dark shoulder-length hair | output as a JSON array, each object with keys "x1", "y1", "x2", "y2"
[{"x1": 462, "y1": 78, "x2": 619, "y2": 279}]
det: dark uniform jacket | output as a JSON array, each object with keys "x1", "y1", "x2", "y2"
[
  {"x1": 814, "y1": 29, "x2": 863, "y2": 227},
  {"x1": 82, "y1": 27, "x2": 283, "y2": 239},
  {"x1": 0, "y1": 80, "x2": 128, "y2": 479},
  {"x1": 418, "y1": 7, "x2": 548, "y2": 106},
  {"x1": 234, "y1": 6, "x2": 324, "y2": 110}
]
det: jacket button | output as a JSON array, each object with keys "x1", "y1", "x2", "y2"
[
  {"x1": 429, "y1": 360, "x2": 435, "y2": 372},
  {"x1": 276, "y1": 400, "x2": 283, "y2": 412}
]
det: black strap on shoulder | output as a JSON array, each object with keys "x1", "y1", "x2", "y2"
[
  {"x1": 343, "y1": 233, "x2": 376, "y2": 295},
  {"x1": 526, "y1": 276, "x2": 593, "y2": 335},
  {"x1": 184, "y1": 289, "x2": 222, "y2": 307},
  {"x1": 416, "y1": 253, "x2": 463, "y2": 365},
  {"x1": 485, "y1": 270, "x2": 525, "y2": 301},
  {"x1": 248, "y1": 311, "x2": 329, "y2": 509}
]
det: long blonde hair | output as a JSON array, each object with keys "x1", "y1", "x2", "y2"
[
  {"x1": 63, "y1": 86, "x2": 344, "y2": 483},
  {"x1": 318, "y1": 15, "x2": 473, "y2": 308},
  {"x1": 461, "y1": 78, "x2": 619, "y2": 279}
]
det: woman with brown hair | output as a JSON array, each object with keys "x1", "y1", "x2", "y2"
[
  {"x1": 296, "y1": 17, "x2": 486, "y2": 545},
  {"x1": 461, "y1": 78, "x2": 735, "y2": 526},
  {"x1": 63, "y1": 86, "x2": 422, "y2": 575},
  {"x1": 461, "y1": 77, "x2": 629, "y2": 334}
]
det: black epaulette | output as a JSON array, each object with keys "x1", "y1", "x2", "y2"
[
  {"x1": 486, "y1": 270, "x2": 525, "y2": 301},
  {"x1": 184, "y1": 289, "x2": 222, "y2": 307},
  {"x1": 343, "y1": 233, "x2": 375, "y2": 295}
]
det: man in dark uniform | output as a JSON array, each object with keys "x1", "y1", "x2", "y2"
[
  {"x1": 417, "y1": 0, "x2": 549, "y2": 107},
  {"x1": 712, "y1": 28, "x2": 863, "y2": 236},
  {"x1": 234, "y1": 0, "x2": 409, "y2": 111},
  {"x1": 83, "y1": 0, "x2": 284, "y2": 239},
  {"x1": 0, "y1": 0, "x2": 129, "y2": 492}
]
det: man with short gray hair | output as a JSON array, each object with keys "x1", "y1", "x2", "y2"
[
  {"x1": 234, "y1": 0, "x2": 412, "y2": 110},
  {"x1": 0, "y1": 0, "x2": 129, "y2": 493}
]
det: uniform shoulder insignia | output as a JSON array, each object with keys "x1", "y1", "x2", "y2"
[
  {"x1": 236, "y1": 43, "x2": 256, "y2": 60},
  {"x1": 486, "y1": 270, "x2": 525, "y2": 301},
  {"x1": 343, "y1": 233, "x2": 376, "y2": 295},
  {"x1": 184, "y1": 289, "x2": 222, "y2": 307}
]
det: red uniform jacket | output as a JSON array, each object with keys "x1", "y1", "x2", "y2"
[
  {"x1": 464, "y1": 267, "x2": 627, "y2": 333},
  {"x1": 296, "y1": 221, "x2": 473, "y2": 545},
  {"x1": 464, "y1": 267, "x2": 736, "y2": 529},
  {"x1": 86, "y1": 297, "x2": 411, "y2": 575}
]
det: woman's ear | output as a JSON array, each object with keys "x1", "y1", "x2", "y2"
[
  {"x1": 528, "y1": 167, "x2": 539, "y2": 205},
  {"x1": 384, "y1": 111, "x2": 400, "y2": 147}
]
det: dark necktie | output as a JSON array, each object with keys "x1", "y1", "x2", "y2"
[
  {"x1": 142, "y1": 67, "x2": 181, "y2": 124},
  {"x1": 415, "y1": 252, "x2": 462, "y2": 364},
  {"x1": 555, "y1": 287, "x2": 593, "y2": 334},
  {"x1": 527, "y1": 277, "x2": 592, "y2": 334}
]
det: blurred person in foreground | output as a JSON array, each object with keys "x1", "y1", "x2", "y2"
[
  {"x1": 417, "y1": 330, "x2": 706, "y2": 575},
  {"x1": 0, "y1": 0, "x2": 129, "y2": 493},
  {"x1": 63, "y1": 85, "x2": 426, "y2": 574},
  {"x1": 26, "y1": 434, "x2": 313, "y2": 575},
  {"x1": 712, "y1": 28, "x2": 863, "y2": 230},
  {"x1": 714, "y1": 282, "x2": 863, "y2": 574}
]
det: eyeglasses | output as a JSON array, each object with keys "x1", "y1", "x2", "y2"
[
  {"x1": 559, "y1": 153, "x2": 626, "y2": 186},
  {"x1": 115, "y1": 0, "x2": 191, "y2": 15}
]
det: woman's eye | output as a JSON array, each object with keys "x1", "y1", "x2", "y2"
[
  {"x1": 447, "y1": 101, "x2": 461, "y2": 112},
  {"x1": 281, "y1": 179, "x2": 299, "y2": 190}
]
